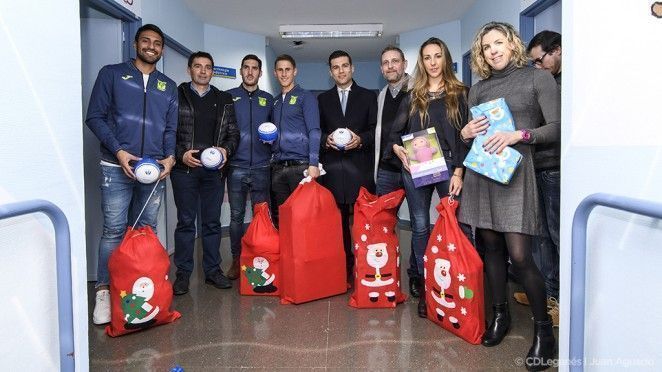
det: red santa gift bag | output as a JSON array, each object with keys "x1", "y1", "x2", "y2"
[
  {"x1": 424, "y1": 196, "x2": 484, "y2": 344},
  {"x1": 106, "y1": 226, "x2": 181, "y2": 337},
  {"x1": 350, "y1": 187, "x2": 407, "y2": 308},
  {"x1": 240, "y1": 202, "x2": 280, "y2": 296},
  {"x1": 279, "y1": 179, "x2": 347, "y2": 304}
]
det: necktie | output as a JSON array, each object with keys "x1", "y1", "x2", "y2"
[{"x1": 341, "y1": 89, "x2": 347, "y2": 115}]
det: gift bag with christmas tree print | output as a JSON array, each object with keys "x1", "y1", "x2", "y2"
[
  {"x1": 240, "y1": 202, "x2": 280, "y2": 296},
  {"x1": 106, "y1": 226, "x2": 181, "y2": 337},
  {"x1": 279, "y1": 179, "x2": 347, "y2": 304},
  {"x1": 350, "y1": 187, "x2": 407, "y2": 308},
  {"x1": 424, "y1": 196, "x2": 484, "y2": 344}
]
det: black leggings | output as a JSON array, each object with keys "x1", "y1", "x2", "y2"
[{"x1": 478, "y1": 228, "x2": 549, "y2": 321}]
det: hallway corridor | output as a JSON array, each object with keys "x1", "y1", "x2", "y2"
[{"x1": 88, "y1": 230, "x2": 558, "y2": 371}]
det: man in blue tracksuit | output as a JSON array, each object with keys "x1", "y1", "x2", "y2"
[
  {"x1": 85, "y1": 24, "x2": 178, "y2": 325},
  {"x1": 270, "y1": 54, "x2": 321, "y2": 225},
  {"x1": 225, "y1": 54, "x2": 274, "y2": 279}
]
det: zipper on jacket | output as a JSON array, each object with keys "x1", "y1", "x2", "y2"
[
  {"x1": 276, "y1": 94, "x2": 284, "y2": 156},
  {"x1": 187, "y1": 89, "x2": 196, "y2": 174},
  {"x1": 249, "y1": 93, "x2": 253, "y2": 167},
  {"x1": 216, "y1": 105, "x2": 227, "y2": 148},
  {"x1": 140, "y1": 75, "x2": 147, "y2": 157}
]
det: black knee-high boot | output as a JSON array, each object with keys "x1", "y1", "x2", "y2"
[
  {"x1": 525, "y1": 319, "x2": 556, "y2": 371},
  {"x1": 481, "y1": 302, "x2": 511, "y2": 346}
]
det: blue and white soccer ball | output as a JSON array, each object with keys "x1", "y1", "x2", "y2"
[
  {"x1": 134, "y1": 157, "x2": 161, "y2": 184},
  {"x1": 258, "y1": 122, "x2": 278, "y2": 144},
  {"x1": 332, "y1": 128, "x2": 352, "y2": 150},
  {"x1": 200, "y1": 147, "x2": 224, "y2": 170}
]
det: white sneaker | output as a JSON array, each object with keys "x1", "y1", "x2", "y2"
[{"x1": 93, "y1": 289, "x2": 111, "y2": 325}]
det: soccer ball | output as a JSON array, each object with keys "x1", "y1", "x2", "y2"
[
  {"x1": 332, "y1": 128, "x2": 352, "y2": 150},
  {"x1": 200, "y1": 147, "x2": 224, "y2": 170},
  {"x1": 258, "y1": 122, "x2": 278, "y2": 144},
  {"x1": 134, "y1": 157, "x2": 161, "y2": 184}
]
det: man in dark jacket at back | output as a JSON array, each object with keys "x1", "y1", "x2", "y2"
[
  {"x1": 171, "y1": 51, "x2": 239, "y2": 295},
  {"x1": 86, "y1": 24, "x2": 178, "y2": 325}
]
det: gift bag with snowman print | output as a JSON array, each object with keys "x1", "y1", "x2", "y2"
[
  {"x1": 424, "y1": 196, "x2": 484, "y2": 344},
  {"x1": 349, "y1": 187, "x2": 407, "y2": 308},
  {"x1": 106, "y1": 226, "x2": 181, "y2": 337},
  {"x1": 240, "y1": 202, "x2": 280, "y2": 296}
]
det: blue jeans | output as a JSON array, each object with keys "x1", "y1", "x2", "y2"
[
  {"x1": 96, "y1": 165, "x2": 165, "y2": 287},
  {"x1": 227, "y1": 166, "x2": 271, "y2": 257},
  {"x1": 533, "y1": 169, "x2": 560, "y2": 299},
  {"x1": 376, "y1": 167, "x2": 404, "y2": 196},
  {"x1": 402, "y1": 169, "x2": 452, "y2": 279},
  {"x1": 170, "y1": 167, "x2": 225, "y2": 276}
]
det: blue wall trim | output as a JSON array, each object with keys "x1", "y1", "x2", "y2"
[
  {"x1": 519, "y1": 0, "x2": 560, "y2": 44},
  {"x1": 462, "y1": 50, "x2": 472, "y2": 86},
  {"x1": 164, "y1": 35, "x2": 193, "y2": 59}
]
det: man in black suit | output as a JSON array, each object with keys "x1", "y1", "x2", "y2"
[{"x1": 318, "y1": 50, "x2": 377, "y2": 283}]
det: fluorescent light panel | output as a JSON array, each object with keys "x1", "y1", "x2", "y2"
[{"x1": 279, "y1": 24, "x2": 383, "y2": 39}]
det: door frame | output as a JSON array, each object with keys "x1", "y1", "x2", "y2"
[
  {"x1": 520, "y1": 0, "x2": 561, "y2": 44},
  {"x1": 86, "y1": 0, "x2": 140, "y2": 59}
]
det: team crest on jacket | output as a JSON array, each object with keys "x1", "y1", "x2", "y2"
[
  {"x1": 157, "y1": 80, "x2": 167, "y2": 91},
  {"x1": 258, "y1": 97, "x2": 267, "y2": 106},
  {"x1": 289, "y1": 96, "x2": 298, "y2": 105}
]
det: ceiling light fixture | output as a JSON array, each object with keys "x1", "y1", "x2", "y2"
[{"x1": 279, "y1": 24, "x2": 383, "y2": 39}]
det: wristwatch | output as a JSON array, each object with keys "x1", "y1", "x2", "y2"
[{"x1": 520, "y1": 129, "x2": 532, "y2": 143}]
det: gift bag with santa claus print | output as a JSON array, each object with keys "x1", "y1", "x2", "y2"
[
  {"x1": 424, "y1": 196, "x2": 484, "y2": 344},
  {"x1": 240, "y1": 202, "x2": 280, "y2": 296},
  {"x1": 106, "y1": 226, "x2": 181, "y2": 337},
  {"x1": 349, "y1": 187, "x2": 407, "y2": 308},
  {"x1": 279, "y1": 179, "x2": 347, "y2": 304}
]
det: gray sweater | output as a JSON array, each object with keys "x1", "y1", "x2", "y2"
[{"x1": 459, "y1": 63, "x2": 560, "y2": 234}]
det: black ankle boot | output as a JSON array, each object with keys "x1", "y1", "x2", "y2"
[
  {"x1": 417, "y1": 283, "x2": 427, "y2": 318},
  {"x1": 481, "y1": 302, "x2": 511, "y2": 347},
  {"x1": 525, "y1": 319, "x2": 556, "y2": 371},
  {"x1": 409, "y1": 277, "x2": 421, "y2": 298}
]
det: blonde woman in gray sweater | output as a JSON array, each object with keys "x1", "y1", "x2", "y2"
[{"x1": 458, "y1": 22, "x2": 560, "y2": 371}]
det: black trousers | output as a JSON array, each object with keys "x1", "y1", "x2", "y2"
[{"x1": 270, "y1": 162, "x2": 308, "y2": 226}]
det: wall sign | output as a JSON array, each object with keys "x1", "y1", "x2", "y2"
[{"x1": 213, "y1": 66, "x2": 237, "y2": 79}]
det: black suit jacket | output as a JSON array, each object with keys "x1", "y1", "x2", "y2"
[{"x1": 318, "y1": 81, "x2": 377, "y2": 204}]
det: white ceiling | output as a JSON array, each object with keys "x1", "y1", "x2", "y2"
[{"x1": 183, "y1": 0, "x2": 476, "y2": 62}]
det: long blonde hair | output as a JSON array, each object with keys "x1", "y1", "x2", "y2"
[
  {"x1": 470, "y1": 22, "x2": 528, "y2": 79},
  {"x1": 410, "y1": 37, "x2": 466, "y2": 130}
]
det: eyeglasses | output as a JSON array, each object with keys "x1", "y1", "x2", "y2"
[{"x1": 532, "y1": 51, "x2": 549, "y2": 66}]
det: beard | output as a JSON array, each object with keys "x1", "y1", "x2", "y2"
[{"x1": 136, "y1": 49, "x2": 161, "y2": 65}]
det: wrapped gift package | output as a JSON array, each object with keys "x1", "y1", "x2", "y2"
[
  {"x1": 464, "y1": 98, "x2": 522, "y2": 184},
  {"x1": 402, "y1": 127, "x2": 449, "y2": 187}
]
